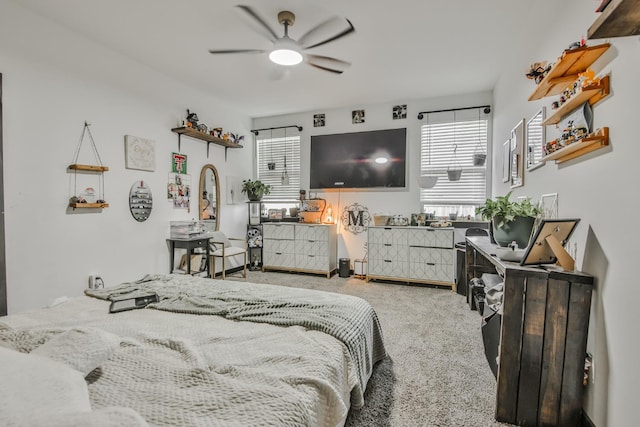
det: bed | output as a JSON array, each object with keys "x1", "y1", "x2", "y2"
[{"x1": 0, "y1": 274, "x2": 386, "y2": 427}]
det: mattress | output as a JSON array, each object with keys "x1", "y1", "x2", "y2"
[{"x1": 0, "y1": 274, "x2": 386, "y2": 427}]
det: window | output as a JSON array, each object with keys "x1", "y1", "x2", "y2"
[
  {"x1": 419, "y1": 107, "x2": 489, "y2": 217},
  {"x1": 256, "y1": 132, "x2": 301, "y2": 202}
]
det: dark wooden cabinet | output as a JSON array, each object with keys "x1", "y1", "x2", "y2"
[{"x1": 466, "y1": 237, "x2": 593, "y2": 426}]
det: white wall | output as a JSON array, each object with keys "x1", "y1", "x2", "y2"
[
  {"x1": 0, "y1": 1, "x2": 253, "y2": 313},
  {"x1": 253, "y1": 91, "x2": 492, "y2": 262},
  {"x1": 491, "y1": 1, "x2": 640, "y2": 425}
]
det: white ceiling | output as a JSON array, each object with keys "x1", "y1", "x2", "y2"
[{"x1": 15, "y1": 0, "x2": 561, "y2": 118}]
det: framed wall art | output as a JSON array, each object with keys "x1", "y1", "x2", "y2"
[
  {"x1": 526, "y1": 107, "x2": 546, "y2": 171},
  {"x1": 313, "y1": 113, "x2": 325, "y2": 127},
  {"x1": 124, "y1": 135, "x2": 156, "y2": 171},
  {"x1": 352, "y1": 109, "x2": 365, "y2": 124},
  {"x1": 510, "y1": 119, "x2": 525, "y2": 188},
  {"x1": 393, "y1": 104, "x2": 407, "y2": 120},
  {"x1": 502, "y1": 139, "x2": 511, "y2": 183}
]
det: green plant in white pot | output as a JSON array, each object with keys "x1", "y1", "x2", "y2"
[
  {"x1": 241, "y1": 179, "x2": 271, "y2": 201},
  {"x1": 476, "y1": 191, "x2": 540, "y2": 248}
]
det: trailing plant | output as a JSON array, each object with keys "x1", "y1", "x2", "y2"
[
  {"x1": 476, "y1": 191, "x2": 539, "y2": 228},
  {"x1": 241, "y1": 179, "x2": 271, "y2": 200}
]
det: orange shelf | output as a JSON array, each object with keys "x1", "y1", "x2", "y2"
[
  {"x1": 68, "y1": 164, "x2": 109, "y2": 172},
  {"x1": 542, "y1": 76, "x2": 610, "y2": 126},
  {"x1": 541, "y1": 128, "x2": 609, "y2": 164},
  {"x1": 69, "y1": 202, "x2": 109, "y2": 209},
  {"x1": 528, "y1": 43, "x2": 611, "y2": 101}
]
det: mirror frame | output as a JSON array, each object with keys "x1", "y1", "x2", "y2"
[{"x1": 199, "y1": 164, "x2": 220, "y2": 230}]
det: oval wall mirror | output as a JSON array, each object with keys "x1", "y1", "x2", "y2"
[
  {"x1": 129, "y1": 180, "x2": 152, "y2": 222},
  {"x1": 199, "y1": 164, "x2": 220, "y2": 231}
]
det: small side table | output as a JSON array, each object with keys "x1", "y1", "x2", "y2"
[{"x1": 167, "y1": 236, "x2": 210, "y2": 276}]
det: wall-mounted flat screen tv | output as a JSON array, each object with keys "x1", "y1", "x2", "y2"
[{"x1": 310, "y1": 128, "x2": 407, "y2": 190}]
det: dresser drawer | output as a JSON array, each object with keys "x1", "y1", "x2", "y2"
[
  {"x1": 263, "y1": 251, "x2": 294, "y2": 268},
  {"x1": 368, "y1": 258, "x2": 408, "y2": 278},
  {"x1": 295, "y1": 239, "x2": 328, "y2": 256},
  {"x1": 368, "y1": 227, "x2": 409, "y2": 245},
  {"x1": 262, "y1": 223, "x2": 295, "y2": 240},
  {"x1": 408, "y1": 228, "x2": 454, "y2": 249},
  {"x1": 407, "y1": 247, "x2": 454, "y2": 282},
  {"x1": 295, "y1": 224, "x2": 328, "y2": 242},
  {"x1": 368, "y1": 243, "x2": 409, "y2": 262},
  {"x1": 295, "y1": 254, "x2": 329, "y2": 271},
  {"x1": 263, "y1": 239, "x2": 295, "y2": 256}
]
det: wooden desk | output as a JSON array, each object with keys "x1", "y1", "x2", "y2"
[
  {"x1": 167, "y1": 236, "x2": 210, "y2": 276},
  {"x1": 465, "y1": 236, "x2": 593, "y2": 426}
]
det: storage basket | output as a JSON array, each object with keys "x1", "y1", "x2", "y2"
[{"x1": 373, "y1": 215, "x2": 390, "y2": 226}]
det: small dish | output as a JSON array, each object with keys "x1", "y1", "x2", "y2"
[{"x1": 495, "y1": 246, "x2": 526, "y2": 262}]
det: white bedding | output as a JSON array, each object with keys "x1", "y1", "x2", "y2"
[{"x1": 0, "y1": 275, "x2": 386, "y2": 427}]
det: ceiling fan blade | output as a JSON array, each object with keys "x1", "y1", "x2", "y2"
[
  {"x1": 306, "y1": 54, "x2": 351, "y2": 69},
  {"x1": 307, "y1": 62, "x2": 345, "y2": 75},
  {"x1": 297, "y1": 16, "x2": 341, "y2": 46},
  {"x1": 236, "y1": 5, "x2": 278, "y2": 42},
  {"x1": 303, "y1": 19, "x2": 355, "y2": 50},
  {"x1": 208, "y1": 49, "x2": 265, "y2": 54}
]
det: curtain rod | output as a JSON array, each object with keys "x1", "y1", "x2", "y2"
[
  {"x1": 417, "y1": 105, "x2": 491, "y2": 120},
  {"x1": 250, "y1": 125, "x2": 303, "y2": 135}
]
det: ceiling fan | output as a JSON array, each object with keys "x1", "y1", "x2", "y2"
[{"x1": 208, "y1": 5, "x2": 355, "y2": 74}]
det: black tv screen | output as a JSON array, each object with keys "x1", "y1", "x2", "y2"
[{"x1": 310, "y1": 128, "x2": 407, "y2": 189}]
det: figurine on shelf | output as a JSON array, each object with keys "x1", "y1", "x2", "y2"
[
  {"x1": 185, "y1": 109, "x2": 199, "y2": 128},
  {"x1": 197, "y1": 123, "x2": 208, "y2": 133},
  {"x1": 525, "y1": 61, "x2": 552, "y2": 85},
  {"x1": 229, "y1": 133, "x2": 245, "y2": 145},
  {"x1": 211, "y1": 128, "x2": 222, "y2": 138},
  {"x1": 222, "y1": 132, "x2": 230, "y2": 141}
]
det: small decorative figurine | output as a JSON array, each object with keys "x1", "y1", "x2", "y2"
[{"x1": 185, "y1": 109, "x2": 199, "y2": 128}]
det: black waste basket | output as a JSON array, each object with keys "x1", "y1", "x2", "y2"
[{"x1": 339, "y1": 258, "x2": 351, "y2": 278}]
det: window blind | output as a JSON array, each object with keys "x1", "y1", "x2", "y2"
[
  {"x1": 256, "y1": 134, "x2": 301, "y2": 201},
  {"x1": 420, "y1": 109, "x2": 488, "y2": 205}
]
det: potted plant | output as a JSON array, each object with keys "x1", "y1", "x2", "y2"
[
  {"x1": 241, "y1": 179, "x2": 271, "y2": 201},
  {"x1": 476, "y1": 191, "x2": 540, "y2": 248}
]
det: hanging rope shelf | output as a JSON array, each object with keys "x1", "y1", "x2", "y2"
[{"x1": 68, "y1": 121, "x2": 109, "y2": 209}]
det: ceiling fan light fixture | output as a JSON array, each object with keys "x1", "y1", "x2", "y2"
[{"x1": 269, "y1": 37, "x2": 303, "y2": 66}]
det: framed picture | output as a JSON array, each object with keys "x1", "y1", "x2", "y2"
[
  {"x1": 313, "y1": 113, "x2": 325, "y2": 127},
  {"x1": 526, "y1": 107, "x2": 546, "y2": 171},
  {"x1": 510, "y1": 119, "x2": 525, "y2": 188},
  {"x1": 502, "y1": 139, "x2": 511, "y2": 183},
  {"x1": 393, "y1": 104, "x2": 407, "y2": 120},
  {"x1": 124, "y1": 135, "x2": 156, "y2": 171},
  {"x1": 352, "y1": 109, "x2": 365, "y2": 124}
]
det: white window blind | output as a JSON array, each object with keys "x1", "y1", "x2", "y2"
[
  {"x1": 420, "y1": 108, "x2": 489, "y2": 206},
  {"x1": 256, "y1": 133, "x2": 301, "y2": 201}
]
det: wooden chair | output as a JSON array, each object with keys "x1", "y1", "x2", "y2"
[{"x1": 209, "y1": 231, "x2": 247, "y2": 279}]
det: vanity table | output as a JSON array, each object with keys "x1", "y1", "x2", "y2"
[
  {"x1": 465, "y1": 236, "x2": 593, "y2": 426},
  {"x1": 167, "y1": 236, "x2": 210, "y2": 276}
]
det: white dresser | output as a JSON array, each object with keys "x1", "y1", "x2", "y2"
[
  {"x1": 367, "y1": 226, "x2": 455, "y2": 288},
  {"x1": 262, "y1": 223, "x2": 337, "y2": 278}
]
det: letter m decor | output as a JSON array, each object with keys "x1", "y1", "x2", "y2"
[{"x1": 342, "y1": 203, "x2": 371, "y2": 235}]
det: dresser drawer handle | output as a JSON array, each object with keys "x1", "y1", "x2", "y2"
[
  {"x1": 427, "y1": 262, "x2": 436, "y2": 266},
  {"x1": 275, "y1": 252, "x2": 282, "y2": 255},
  {"x1": 384, "y1": 243, "x2": 392, "y2": 247},
  {"x1": 308, "y1": 240, "x2": 315, "y2": 243},
  {"x1": 308, "y1": 255, "x2": 315, "y2": 258},
  {"x1": 384, "y1": 260, "x2": 392, "y2": 263}
]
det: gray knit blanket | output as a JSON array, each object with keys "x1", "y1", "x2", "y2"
[{"x1": 85, "y1": 274, "x2": 387, "y2": 409}]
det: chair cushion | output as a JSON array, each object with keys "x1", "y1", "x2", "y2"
[
  {"x1": 209, "y1": 231, "x2": 232, "y2": 251},
  {"x1": 210, "y1": 246, "x2": 246, "y2": 257}
]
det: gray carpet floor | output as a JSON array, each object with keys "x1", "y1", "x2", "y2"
[{"x1": 229, "y1": 270, "x2": 513, "y2": 427}]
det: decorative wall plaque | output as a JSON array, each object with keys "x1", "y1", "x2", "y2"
[{"x1": 341, "y1": 203, "x2": 371, "y2": 234}]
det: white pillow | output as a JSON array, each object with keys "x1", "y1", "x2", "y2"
[
  {"x1": 31, "y1": 327, "x2": 121, "y2": 376},
  {"x1": 209, "y1": 230, "x2": 232, "y2": 250},
  {"x1": 0, "y1": 346, "x2": 91, "y2": 424}
]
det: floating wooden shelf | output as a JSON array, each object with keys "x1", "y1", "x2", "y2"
[
  {"x1": 68, "y1": 164, "x2": 109, "y2": 172},
  {"x1": 541, "y1": 127, "x2": 609, "y2": 164},
  {"x1": 69, "y1": 202, "x2": 109, "y2": 209},
  {"x1": 528, "y1": 43, "x2": 611, "y2": 101},
  {"x1": 171, "y1": 126, "x2": 243, "y2": 160},
  {"x1": 542, "y1": 76, "x2": 610, "y2": 126},
  {"x1": 588, "y1": 0, "x2": 640, "y2": 39}
]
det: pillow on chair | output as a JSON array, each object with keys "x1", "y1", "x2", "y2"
[{"x1": 209, "y1": 231, "x2": 232, "y2": 251}]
